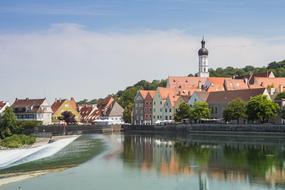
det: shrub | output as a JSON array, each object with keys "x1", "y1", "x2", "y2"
[{"x1": 0, "y1": 135, "x2": 36, "y2": 148}]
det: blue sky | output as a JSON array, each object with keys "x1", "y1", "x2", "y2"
[
  {"x1": 0, "y1": 0, "x2": 284, "y2": 36},
  {"x1": 0, "y1": 0, "x2": 285, "y2": 102}
]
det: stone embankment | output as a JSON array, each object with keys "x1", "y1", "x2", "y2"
[
  {"x1": 26, "y1": 124, "x2": 122, "y2": 136},
  {"x1": 123, "y1": 123, "x2": 285, "y2": 135}
]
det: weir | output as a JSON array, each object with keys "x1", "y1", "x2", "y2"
[{"x1": 0, "y1": 136, "x2": 79, "y2": 170}]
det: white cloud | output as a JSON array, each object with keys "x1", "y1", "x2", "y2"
[{"x1": 0, "y1": 23, "x2": 285, "y2": 103}]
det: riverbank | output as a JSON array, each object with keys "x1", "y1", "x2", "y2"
[
  {"x1": 0, "y1": 135, "x2": 77, "y2": 150},
  {"x1": 123, "y1": 123, "x2": 285, "y2": 135},
  {"x1": 0, "y1": 170, "x2": 56, "y2": 187}
]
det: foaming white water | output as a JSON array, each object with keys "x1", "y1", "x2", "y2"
[{"x1": 0, "y1": 136, "x2": 79, "y2": 170}]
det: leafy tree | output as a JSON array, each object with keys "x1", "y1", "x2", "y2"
[
  {"x1": 190, "y1": 102, "x2": 210, "y2": 122},
  {"x1": 275, "y1": 92, "x2": 285, "y2": 101},
  {"x1": 58, "y1": 111, "x2": 77, "y2": 124},
  {"x1": 246, "y1": 95, "x2": 279, "y2": 123},
  {"x1": 77, "y1": 98, "x2": 99, "y2": 105},
  {"x1": 123, "y1": 103, "x2": 133, "y2": 123},
  {"x1": 116, "y1": 79, "x2": 167, "y2": 110},
  {"x1": 280, "y1": 108, "x2": 285, "y2": 120},
  {"x1": 117, "y1": 87, "x2": 139, "y2": 109},
  {"x1": 223, "y1": 99, "x2": 246, "y2": 123},
  {"x1": 0, "y1": 107, "x2": 19, "y2": 139},
  {"x1": 77, "y1": 99, "x2": 89, "y2": 105},
  {"x1": 207, "y1": 59, "x2": 285, "y2": 77},
  {"x1": 174, "y1": 102, "x2": 191, "y2": 122}
]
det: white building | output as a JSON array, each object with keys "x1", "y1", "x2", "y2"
[{"x1": 11, "y1": 98, "x2": 52, "y2": 125}]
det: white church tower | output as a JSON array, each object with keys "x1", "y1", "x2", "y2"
[{"x1": 197, "y1": 37, "x2": 209, "y2": 77}]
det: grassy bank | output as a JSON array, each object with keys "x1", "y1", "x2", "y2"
[{"x1": 0, "y1": 135, "x2": 36, "y2": 148}]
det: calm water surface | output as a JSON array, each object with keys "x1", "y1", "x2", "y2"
[{"x1": 1, "y1": 133, "x2": 285, "y2": 190}]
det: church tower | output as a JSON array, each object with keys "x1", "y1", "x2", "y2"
[{"x1": 197, "y1": 38, "x2": 209, "y2": 77}]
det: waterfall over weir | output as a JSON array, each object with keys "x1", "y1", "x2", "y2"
[{"x1": 0, "y1": 136, "x2": 79, "y2": 170}]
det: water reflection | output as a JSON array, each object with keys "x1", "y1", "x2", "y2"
[{"x1": 121, "y1": 134, "x2": 285, "y2": 189}]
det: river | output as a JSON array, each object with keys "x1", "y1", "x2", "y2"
[{"x1": 1, "y1": 133, "x2": 285, "y2": 190}]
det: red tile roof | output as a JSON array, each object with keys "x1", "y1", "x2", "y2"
[
  {"x1": 139, "y1": 90, "x2": 156, "y2": 99},
  {"x1": 0, "y1": 101, "x2": 7, "y2": 110},
  {"x1": 157, "y1": 87, "x2": 176, "y2": 99},
  {"x1": 206, "y1": 77, "x2": 230, "y2": 92},
  {"x1": 192, "y1": 91, "x2": 209, "y2": 102},
  {"x1": 167, "y1": 76, "x2": 207, "y2": 90},
  {"x1": 97, "y1": 96, "x2": 114, "y2": 110},
  {"x1": 12, "y1": 98, "x2": 46, "y2": 113},
  {"x1": 51, "y1": 98, "x2": 79, "y2": 113},
  {"x1": 51, "y1": 99, "x2": 65, "y2": 113},
  {"x1": 248, "y1": 71, "x2": 275, "y2": 84},
  {"x1": 79, "y1": 104, "x2": 97, "y2": 122},
  {"x1": 167, "y1": 95, "x2": 180, "y2": 107},
  {"x1": 207, "y1": 88, "x2": 267, "y2": 104},
  {"x1": 224, "y1": 79, "x2": 249, "y2": 91},
  {"x1": 254, "y1": 77, "x2": 285, "y2": 89},
  {"x1": 148, "y1": 91, "x2": 156, "y2": 98}
]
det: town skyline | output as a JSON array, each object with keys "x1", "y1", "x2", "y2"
[{"x1": 1, "y1": 0, "x2": 285, "y2": 103}]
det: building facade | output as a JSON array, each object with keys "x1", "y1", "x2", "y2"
[
  {"x1": 11, "y1": 98, "x2": 52, "y2": 125},
  {"x1": 207, "y1": 88, "x2": 270, "y2": 119},
  {"x1": 152, "y1": 88, "x2": 176, "y2": 124},
  {"x1": 188, "y1": 91, "x2": 209, "y2": 106},
  {"x1": 51, "y1": 98, "x2": 80, "y2": 123},
  {"x1": 133, "y1": 91, "x2": 145, "y2": 125},
  {"x1": 96, "y1": 96, "x2": 124, "y2": 125},
  {"x1": 143, "y1": 91, "x2": 156, "y2": 124}
]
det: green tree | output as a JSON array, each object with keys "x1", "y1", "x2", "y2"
[
  {"x1": 246, "y1": 95, "x2": 279, "y2": 123},
  {"x1": 275, "y1": 92, "x2": 285, "y2": 101},
  {"x1": 223, "y1": 99, "x2": 246, "y2": 123},
  {"x1": 58, "y1": 111, "x2": 76, "y2": 124},
  {"x1": 280, "y1": 108, "x2": 285, "y2": 120},
  {"x1": 117, "y1": 87, "x2": 139, "y2": 109},
  {"x1": 190, "y1": 102, "x2": 210, "y2": 122},
  {"x1": 0, "y1": 107, "x2": 19, "y2": 139},
  {"x1": 174, "y1": 102, "x2": 191, "y2": 122},
  {"x1": 123, "y1": 103, "x2": 133, "y2": 123}
]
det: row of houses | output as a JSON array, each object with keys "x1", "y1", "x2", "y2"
[
  {"x1": 0, "y1": 96, "x2": 124, "y2": 125},
  {"x1": 133, "y1": 71, "x2": 284, "y2": 124}
]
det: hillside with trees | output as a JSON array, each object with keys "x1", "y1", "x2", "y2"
[{"x1": 208, "y1": 60, "x2": 285, "y2": 77}]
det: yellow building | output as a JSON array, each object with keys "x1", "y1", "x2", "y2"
[{"x1": 51, "y1": 98, "x2": 80, "y2": 123}]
